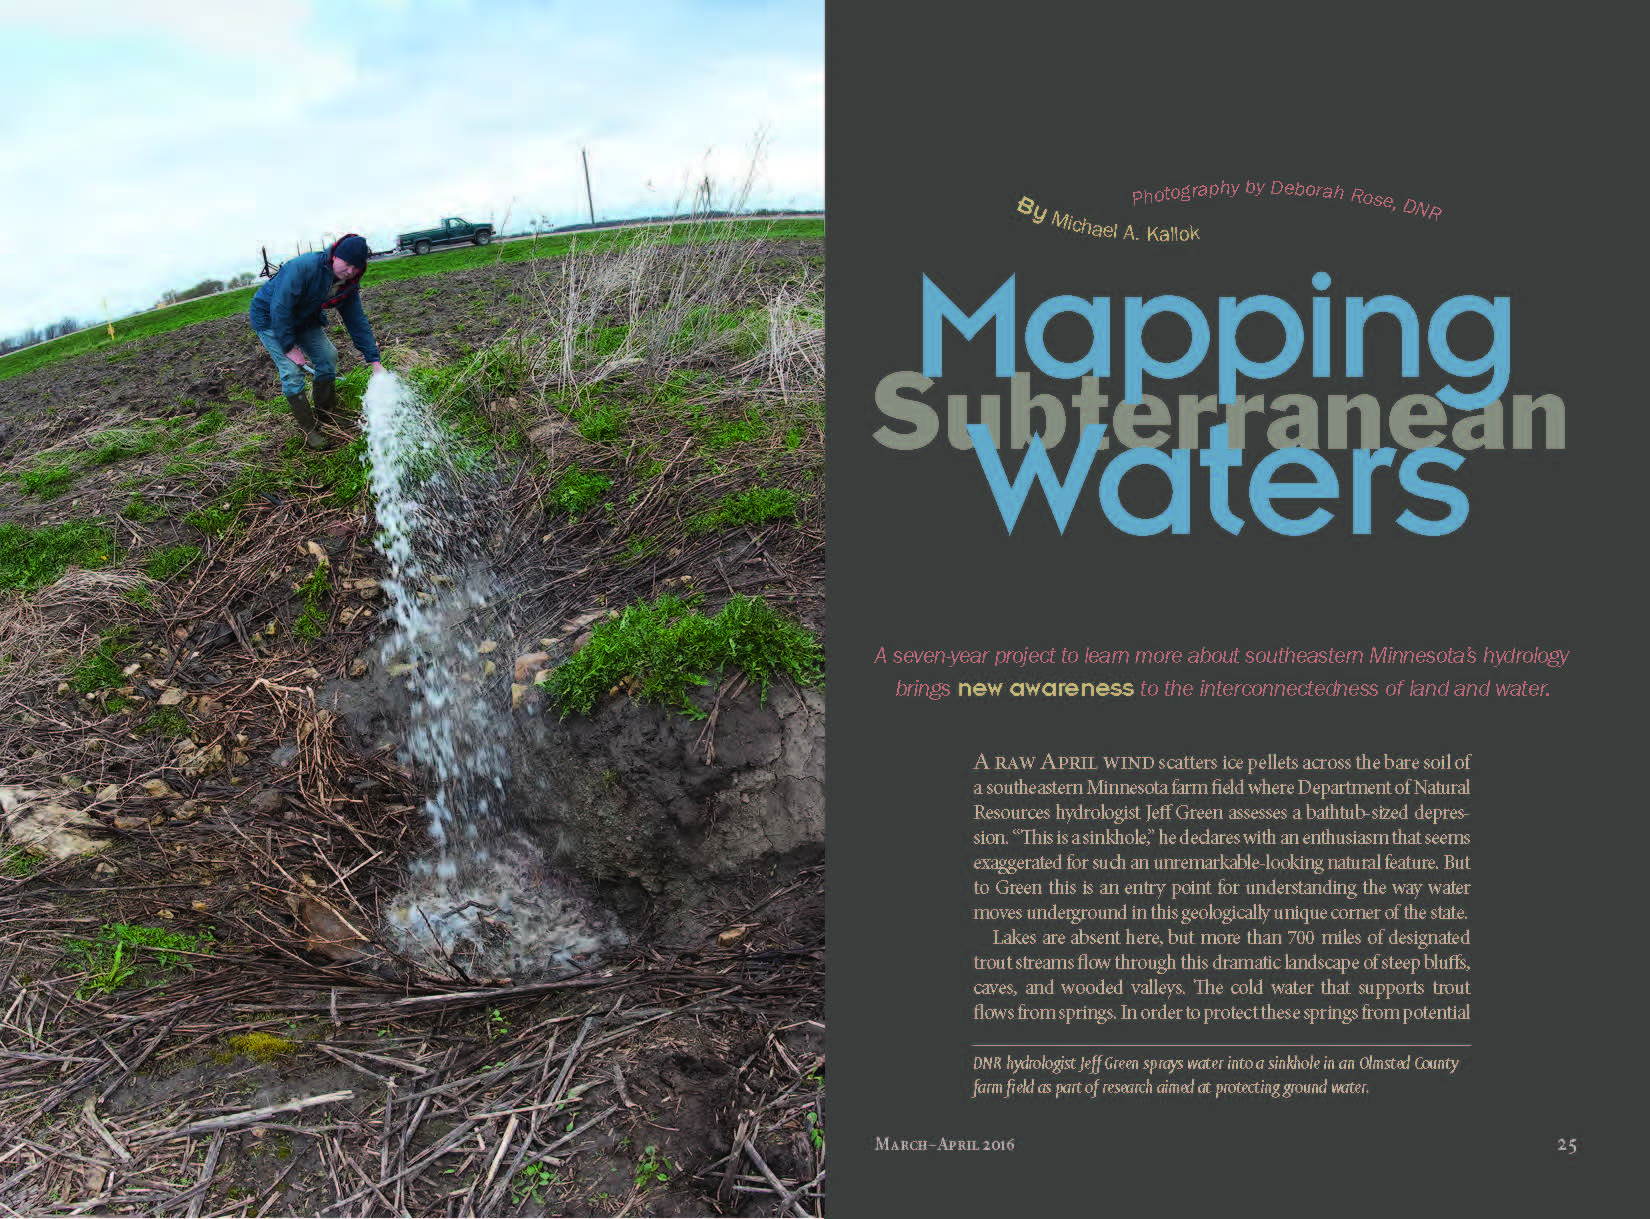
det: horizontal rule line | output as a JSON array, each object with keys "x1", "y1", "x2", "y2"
[{"x1": 970, "y1": 1044, "x2": 1473, "y2": 1048}]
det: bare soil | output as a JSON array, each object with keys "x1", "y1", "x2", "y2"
[{"x1": 0, "y1": 238, "x2": 826, "y2": 1216}]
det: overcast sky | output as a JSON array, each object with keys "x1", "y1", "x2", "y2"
[{"x1": 0, "y1": 0, "x2": 823, "y2": 339}]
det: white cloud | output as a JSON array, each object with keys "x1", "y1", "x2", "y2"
[
  {"x1": 0, "y1": 0, "x2": 823, "y2": 338},
  {"x1": 0, "y1": 0, "x2": 335, "y2": 57}
]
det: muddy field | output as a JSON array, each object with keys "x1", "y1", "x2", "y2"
[{"x1": 0, "y1": 237, "x2": 826, "y2": 1216}]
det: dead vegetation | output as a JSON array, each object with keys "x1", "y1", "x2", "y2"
[
  {"x1": 0, "y1": 863, "x2": 823, "y2": 1216},
  {"x1": 0, "y1": 214, "x2": 825, "y2": 1215}
]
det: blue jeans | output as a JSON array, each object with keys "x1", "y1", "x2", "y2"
[{"x1": 253, "y1": 321, "x2": 338, "y2": 396}]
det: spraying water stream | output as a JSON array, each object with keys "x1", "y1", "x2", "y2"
[{"x1": 360, "y1": 372, "x2": 625, "y2": 980}]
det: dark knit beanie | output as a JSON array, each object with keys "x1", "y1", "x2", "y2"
[{"x1": 333, "y1": 235, "x2": 370, "y2": 269}]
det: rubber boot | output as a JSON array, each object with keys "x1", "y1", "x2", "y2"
[
  {"x1": 312, "y1": 374, "x2": 338, "y2": 427},
  {"x1": 286, "y1": 391, "x2": 332, "y2": 450}
]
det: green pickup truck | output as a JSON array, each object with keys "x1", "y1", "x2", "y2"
[{"x1": 395, "y1": 217, "x2": 495, "y2": 255}]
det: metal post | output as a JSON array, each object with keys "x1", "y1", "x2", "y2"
[{"x1": 582, "y1": 148, "x2": 595, "y2": 225}]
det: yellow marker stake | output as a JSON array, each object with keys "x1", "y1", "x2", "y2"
[{"x1": 103, "y1": 298, "x2": 115, "y2": 339}]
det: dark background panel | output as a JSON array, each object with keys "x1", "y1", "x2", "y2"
[{"x1": 827, "y1": 7, "x2": 1634, "y2": 1213}]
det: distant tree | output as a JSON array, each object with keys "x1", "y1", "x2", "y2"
[
  {"x1": 0, "y1": 319, "x2": 78, "y2": 354},
  {"x1": 226, "y1": 271, "x2": 256, "y2": 289},
  {"x1": 153, "y1": 279, "x2": 227, "y2": 308},
  {"x1": 179, "y1": 279, "x2": 225, "y2": 302}
]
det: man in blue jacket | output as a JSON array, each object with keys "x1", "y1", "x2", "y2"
[{"x1": 248, "y1": 233, "x2": 386, "y2": 449}]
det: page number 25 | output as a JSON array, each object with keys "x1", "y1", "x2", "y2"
[{"x1": 1555, "y1": 1137, "x2": 1580, "y2": 1155}]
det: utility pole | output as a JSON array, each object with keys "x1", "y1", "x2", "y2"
[{"x1": 581, "y1": 147, "x2": 595, "y2": 225}]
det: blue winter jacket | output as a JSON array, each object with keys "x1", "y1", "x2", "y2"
[{"x1": 248, "y1": 251, "x2": 382, "y2": 364}]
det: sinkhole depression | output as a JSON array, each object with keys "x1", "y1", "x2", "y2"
[{"x1": 359, "y1": 371, "x2": 625, "y2": 980}]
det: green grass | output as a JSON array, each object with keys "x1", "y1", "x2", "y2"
[
  {"x1": 1, "y1": 847, "x2": 44, "y2": 878},
  {"x1": 573, "y1": 399, "x2": 629, "y2": 442},
  {"x1": 653, "y1": 368, "x2": 721, "y2": 407},
  {"x1": 141, "y1": 707, "x2": 190, "y2": 737},
  {"x1": 0, "y1": 218, "x2": 822, "y2": 385},
  {"x1": 177, "y1": 445, "x2": 353, "y2": 538},
  {"x1": 305, "y1": 436, "x2": 370, "y2": 507},
  {"x1": 0, "y1": 290, "x2": 261, "y2": 382},
  {"x1": 184, "y1": 502, "x2": 237, "y2": 538},
  {"x1": 670, "y1": 304, "x2": 767, "y2": 359},
  {"x1": 292, "y1": 564, "x2": 330, "y2": 639},
  {"x1": 546, "y1": 464, "x2": 611, "y2": 517},
  {"x1": 408, "y1": 342, "x2": 531, "y2": 451},
  {"x1": 63, "y1": 923, "x2": 211, "y2": 998},
  {"x1": 698, "y1": 413, "x2": 767, "y2": 450},
  {"x1": 334, "y1": 367, "x2": 371, "y2": 416},
  {"x1": 16, "y1": 462, "x2": 79, "y2": 498},
  {"x1": 687, "y1": 486, "x2": 799, "y2": 534},
  {"x1": 541, "y1": 592, "x2": 823, "y2": 719},
  {"x1": 87, "y1": 427, "x2": 165, "y2": 466},
  {"x1": 658, "y1": 380, "x2": 770, "y2": 451},
  {"x1": 365, "y1": 216, "x2": 825, "y2": 288},
  {"x1": 68, "y1": 629, "x2": 130, "y2": 696},
  {"x1": 144, "y1": 544, "x2": 202, "y2": 581},
  {"x1": 0, "y1": 520, "x2": 113, "y2": 590},
  {"x1": 293, "y1": 604, "x2": 327, "y2": 638},
  {"x1": 121, "y1": 492, "x2": 167, "y2": 522},
  {"x1": 587, "y1": 322, "x2": 630, "y2": 357},
  {"x1": 617, "y1": 535, "x2": 659, "y2": 564},
  {"x1": 670, "y1": 305, "x2": 722, "y2": 350}
]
